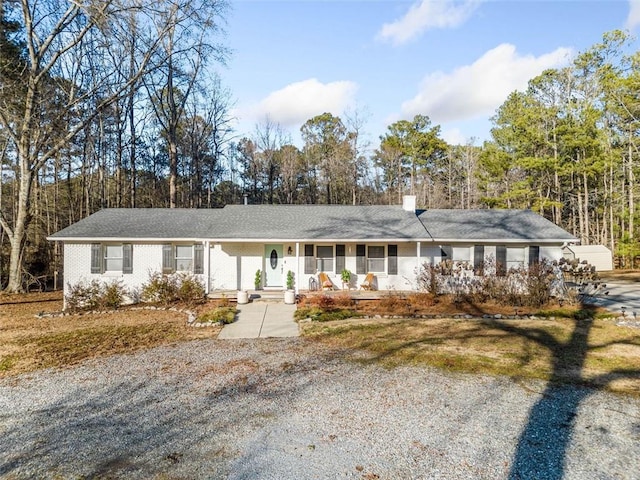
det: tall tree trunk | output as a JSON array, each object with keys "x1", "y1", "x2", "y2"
[
  {"x1": 6, "y1": 167, "x2": 34, "y2": 292},
  {"x1": 628, "y1": 131, "x2": 634, "y2": 247},
  {"x1": 583, "y1": 170, "x2": 590, "y2": 243}
]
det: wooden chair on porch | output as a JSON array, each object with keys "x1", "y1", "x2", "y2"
[
  {"x1": 318, "y1": 272, "x2": 337, "y2": 291},
  {"x1": 359, "y1": 272, "x2": 376, "y2": 290}
]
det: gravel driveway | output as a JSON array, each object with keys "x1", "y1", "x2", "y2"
[{"x1": 1, "y1": 338, "x2": 639, "y2": 479}]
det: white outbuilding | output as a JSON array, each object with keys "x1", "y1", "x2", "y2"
[{"x1": 562, "y1": 244, "x2": 613, "y2": 272}]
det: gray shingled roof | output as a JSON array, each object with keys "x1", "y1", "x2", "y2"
[
  {"x1": 48, "y1": 205, "x2": 577, "y2": 243},
  {"x1": 211, "y1": 205, "x2": 427, "y2": 240},
  {"x1": 418, "y1": 209, "x2": 576, "y2": 241},
  {"x1": 48, "y1": 209, "x2": 222, "y2": 240}
]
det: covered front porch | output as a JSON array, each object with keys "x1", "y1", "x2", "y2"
[{"x1": 207, "y1": 288, "x2": 396, "y2": 303}]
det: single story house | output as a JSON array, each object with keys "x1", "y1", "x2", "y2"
[{"x1": 48, "y1": 196, "x2": 578, "y2": 296}]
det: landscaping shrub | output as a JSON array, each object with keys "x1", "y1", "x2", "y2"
[
  {"x1": 303, "y1": 294, "x2": 336, "y2": 310},
  {"x1": 141, "y1": 271, "x2": 204, "y2": 305},
  {"x1": 295, "y1": 306, "x2": 357, "y2": 322},
  {"x1": 525, "y1": 260, "x2": 556, "y2": 307},
  {"x1": 414, "y1": 256, "x2": 567, "y2": 308},
  {"x1": 379, "y1": 293, "x2": 409, "y2": 313},
  {"x1": 333, "y1": 292, "x2": 354, "y2": 308},
  {"x1": 407, "y1": 292, "x2": 437, "y2": 309},
  {"x1": 65, "y1": 279, "x2": 102, "y2": 311},
  {"x1": 197, "y1": 306, "x2": 236, "y2": 324},
  {"x1": 141, "y1": 271, "x2": 178, "y2": 304},
  {"x1": 294, "y1": 306, "x2": 324, "y2": 321},
  {"x1": 65, "y1": 279, "x2": 127, "y2": 312},
  {"x1": 101, "y1": 280, "x2": 127, "y2": 309},
  {"x1": 416, "y1": 263, "x2": 443, "y2": 294},
  {"x1": 175, "y1": 274, "x2": 206, "y2": 305}
]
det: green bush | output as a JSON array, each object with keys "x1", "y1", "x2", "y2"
[
  {"x1": 197, "y1": 306, "x2": 236, "y2": 324},
  {"x1": 295, "y1": 306, "x2": 357, "y2": 322}
]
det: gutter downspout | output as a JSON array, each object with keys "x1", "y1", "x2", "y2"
[
  {"x1": 295, "y1": 242, "x2": 300, "y2": 295},
  {"x1": 205, "y1": 240, "x2": 211, "y2": 294}
]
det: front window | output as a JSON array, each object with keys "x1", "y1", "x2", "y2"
[
  {"x1": 104, "y1": 245, "x2": 123, "y2": 272},
  {"x1": 507, "y1": 247, "x2": 525, "y2": 270},
  {"x1": 175, "y1": 245, "x2": 193, "y2": 272},
  {"x1": 368, "y1": 246, "x2": 385, "y2": 273},
  {"x1": 452, "y1": 246, "x2": 470, "y2": 262},
  {"x1": 316, "y1": 245, "x2": 334, "y2": 272}
]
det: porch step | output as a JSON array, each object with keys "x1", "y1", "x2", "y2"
[{"x1": 207, "y1": 290, "x2": 289, "y2": 302}]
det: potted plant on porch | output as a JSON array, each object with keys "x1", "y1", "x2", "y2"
[
  {"x1": 254, "y1": 269, "x2": 262, "y2": 290},
  {"x1": 341, "y1": 269, "x2": 352, "y2": 290},
  {"x1": 284, "y1": 270, "x2": 296, "y2": 304}
]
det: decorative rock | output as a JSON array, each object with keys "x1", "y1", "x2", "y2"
[{"x1": 493, "y1": 314, "x2": 502, "y2": 319}]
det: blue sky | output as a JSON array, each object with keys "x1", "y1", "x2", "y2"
[{"x1": 223, "y1": 0, "x2": 640, "y2": 148}]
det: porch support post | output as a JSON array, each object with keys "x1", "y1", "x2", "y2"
[
  {"x1": 295, "y1": 242, "x2": 300, "y2": 294},
  {"x1": 416, "y1": 241, "x2": 421, "y2": 271},
  {"x1": 204, "y1": 240, "x2": 211, "y2": 294}
]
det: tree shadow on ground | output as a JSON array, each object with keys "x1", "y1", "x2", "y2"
[
  {"x1": 335, "y1": 305, "x2": 640, "y2": 479},
  {"x1": 495, "y1": 312, "x2": 639, "y2": 479}
]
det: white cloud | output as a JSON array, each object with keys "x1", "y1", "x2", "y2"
[
  {"x1": 441, "y1": 127, "x2": 467, "y2": 146},
  {"x1": 400, "y1": 43, "x2": 573, "y2": 123},
  {"x1": 240, "y1": 78, "x2": 358, "y2": 127},
  {"x1": 378, "y1": 0, "x2": 481, "y2": 46},
  {"x1": 626, "y1": 0, "x2": 640, "y2": 29}
]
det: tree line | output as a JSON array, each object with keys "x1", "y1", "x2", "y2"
[{"x1": 0, "y1": 4, "x2": 638, "y2": 292}]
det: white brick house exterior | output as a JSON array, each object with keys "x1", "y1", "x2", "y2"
[{"x1": 49, "y1": 197, "x2": 577, "y2": 298}]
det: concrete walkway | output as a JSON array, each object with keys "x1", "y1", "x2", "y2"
[{"x1": 218, "y1": 301, "x2": 299, "y2": 339}]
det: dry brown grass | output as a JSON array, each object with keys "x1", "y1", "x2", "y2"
[
  {"x1": 598, "y1": 269, "x2": 640, "y2": 282},
  {"x1": 301, "y1": 315, "x2": 640, "y2": 396},
  {"x1": 0, "y1": 291, "x2": 222, "y2": 377}
]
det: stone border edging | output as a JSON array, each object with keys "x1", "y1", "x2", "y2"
[{"x1": 33, "y1": 305, "x2": 221, "y2": 327}]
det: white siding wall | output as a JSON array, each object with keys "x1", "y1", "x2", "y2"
[
  {"x1": 210, "y1": 243, "x2": 263, "y2": 291},
  {"x1": 540, "y1": 246, "x2": 563, "y2": 262},
  {"x1": 63, "y1": 241, "x2": 568, "y2": 297},
  {"x1": 393, "y1": 243, "x2": 418, "y2": 290},
  {"x1": 63, "y1": 242, "x2": 205, "y2": 296}
]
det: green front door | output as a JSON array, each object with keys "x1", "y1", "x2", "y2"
[{"x1": 264, "y1": 244, "x2": 284, "y2": 287}]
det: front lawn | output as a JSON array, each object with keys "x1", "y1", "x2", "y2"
[
  {"x1": 301, "y1": 313, "x2": 640, "y2": 396},
  {"x1": 0, "y1": 291, "x2": 222, "y2": 376}
]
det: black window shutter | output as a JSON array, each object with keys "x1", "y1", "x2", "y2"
[
  {"x1": 356, "y1": 244, "x2": 366, "y2": 274},
  {"x1": 162, "y1": 244, "x2": 174, "y2": 274},
  {"x1": 336, "y1": 244, "x2": 346, "y2": 273},
  {"x1": 194, "y1": 244, "x2": 204, "y2": 274},
  {"x1": 304, "y1": 244, "x2": 315, "y2": 274},
  {"x1": 528, "y1": 246, "x2": 540, "y2": 266},
  {"x1": 474, "y1": 245, "x2": 484, "y2": 276},
  {"x1": 388, "y1": 244, "x2": 398, "y2": 275},
  {"x1": 91, "y1": 244, "x2": 102, "y2": 274},
  {"x1": 496, "y1": 245, "x2": 507, "y2": 276},
  {"x1": 123, "y1": 244, "x2": 133, "y2": 274}
]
